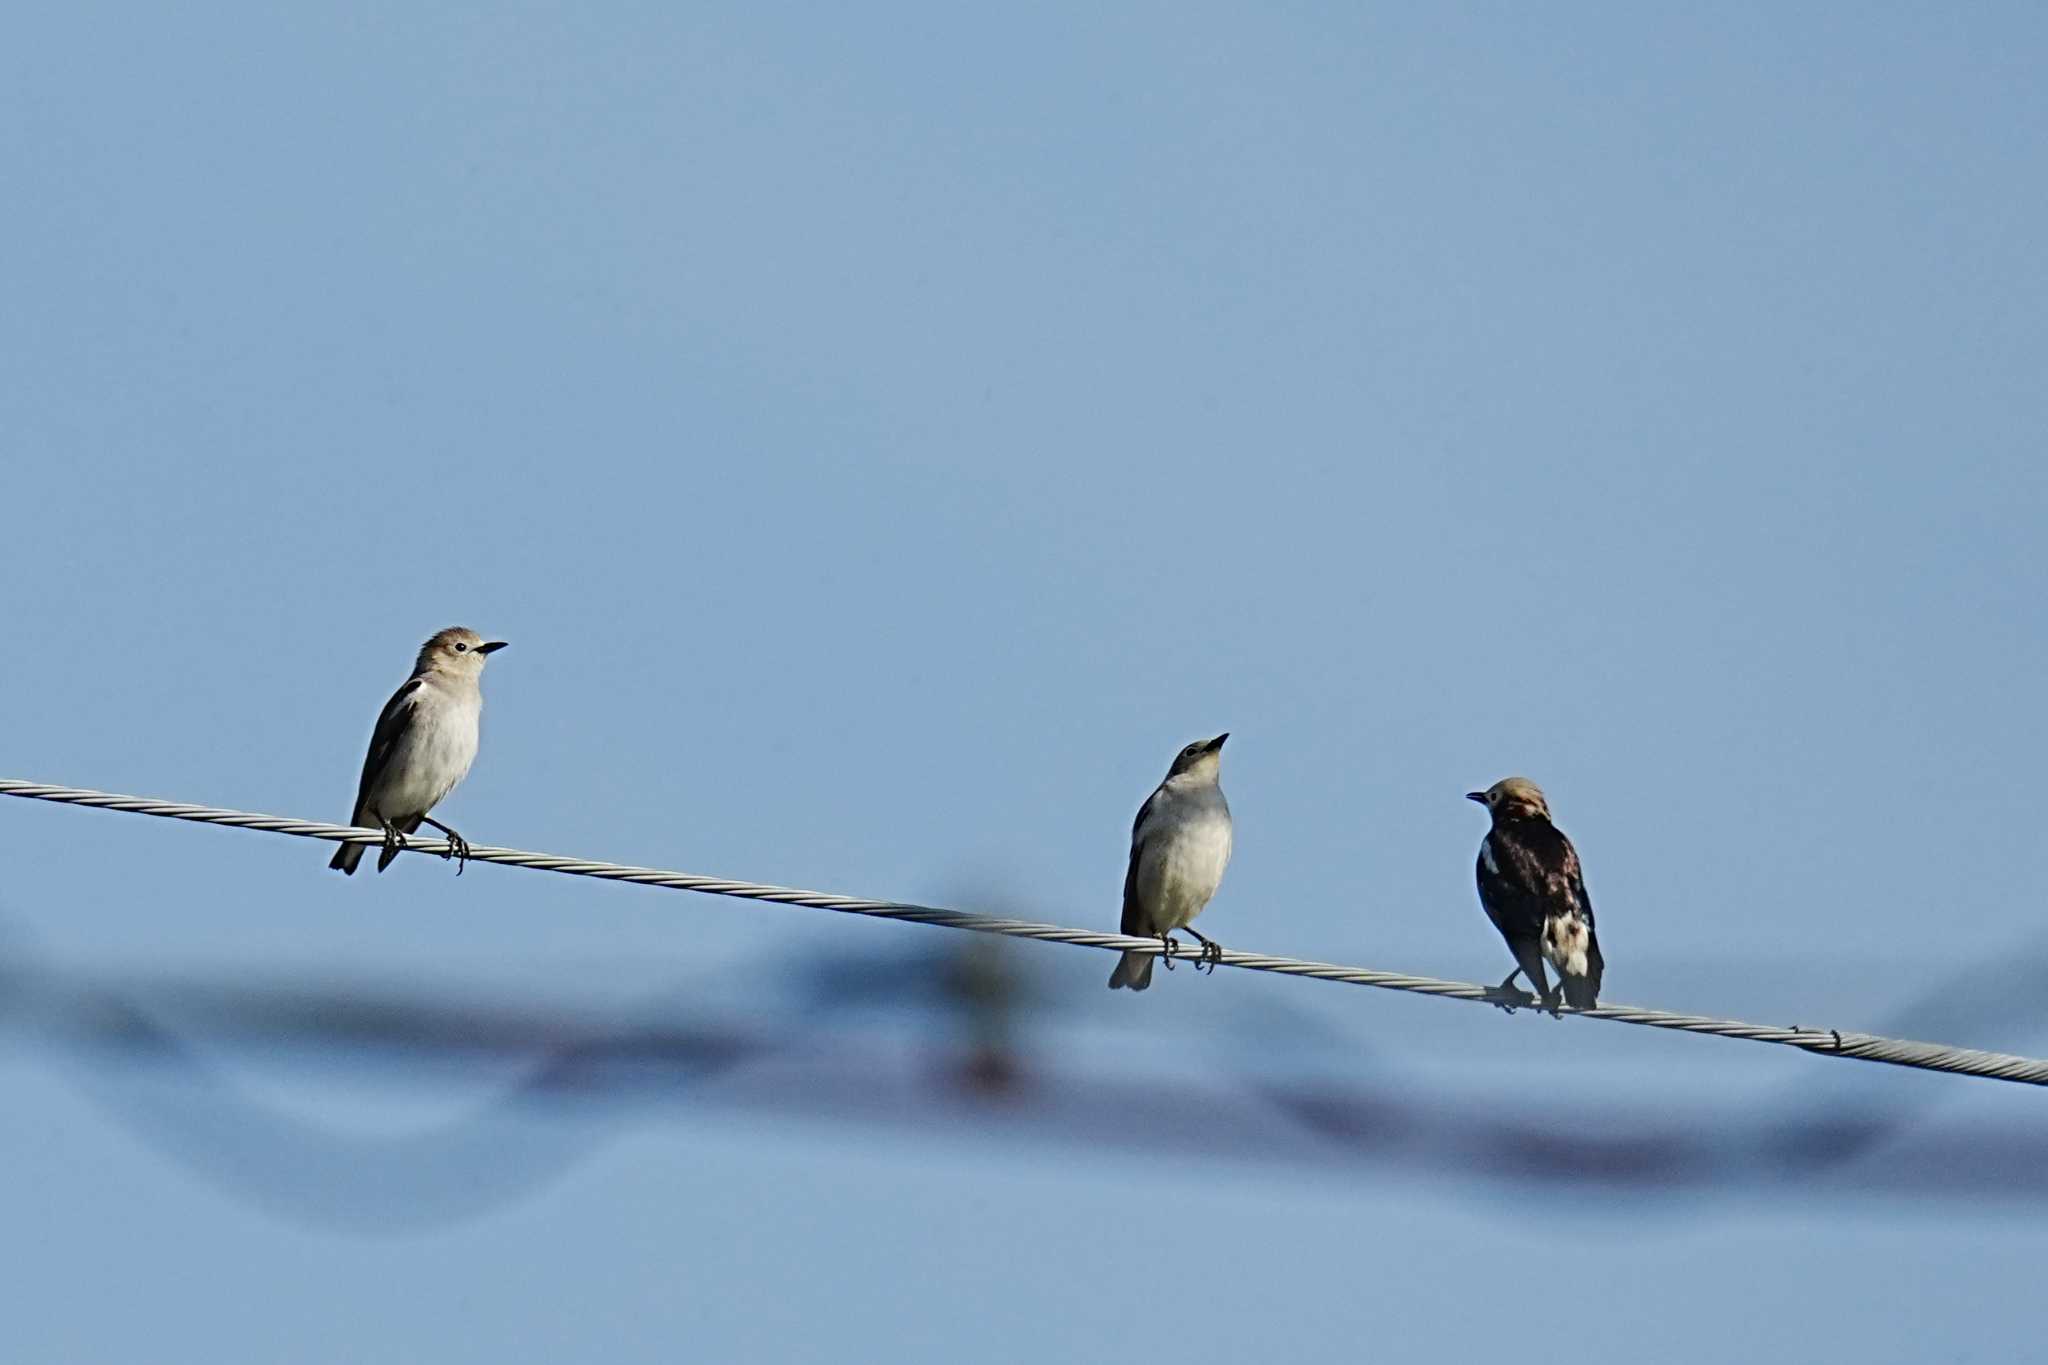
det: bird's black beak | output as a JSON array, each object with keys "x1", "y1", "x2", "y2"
[
  {"x1": 479, "y1": 641, "x2": 509, "y2": 655},
  {"x1": 1465, "y1": 791, "x2": 1486, "y2": 804},
  {"x1": 1206, "y1": 733, "x2": 1229, "y2": 752}
]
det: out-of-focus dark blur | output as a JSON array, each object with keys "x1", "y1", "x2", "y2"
[{"x1": 7, "y1": 910, "x2": 2044, "y2": 1233}]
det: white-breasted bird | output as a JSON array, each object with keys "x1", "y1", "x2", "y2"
[
  {"x1": 1108, "y1": 734, "x2": 1234, "y2": 991},
  {"x1": 330, "y1": 627, "x2": 507, "y2": 875}
]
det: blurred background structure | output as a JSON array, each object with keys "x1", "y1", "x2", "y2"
[{"x1": 3, "y1": 4, "x2": 2045, "y2": 1361}]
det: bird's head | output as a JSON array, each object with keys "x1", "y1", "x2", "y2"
[
  {"x1": 1165, "y1": 733, "x2": 1229, "y2": 782},
  {"x1": 1467, "y1": 776, "x2": 1551, "y2": 823},
  {"x1": 416, "y1": 626, "x2": 508, "y2": 678}
]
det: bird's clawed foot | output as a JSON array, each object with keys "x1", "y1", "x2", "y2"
[
  {"x1": 1487, "y1": 972, "x2": 1536, "y2": 1015},
  {"x1": 1183, "y1": 929, "x2": 1223, "y2": 974},
  {"x1": 379, "y1": 820, "x2": 408, "y2": 861},
  {"x1": 1158, "y1": 933, "x2": 1179, "y2": 972},
  {"x1": 421, "y1": 818, "x2": 470, "y2": 874},
  {"x1": 1539, "y1": 990, "x2": 1564, "y2": 1019}
]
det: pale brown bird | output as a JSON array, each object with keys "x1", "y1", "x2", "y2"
[{"x1": 331, "y1": 627, "x2": 507, "y2": 875}]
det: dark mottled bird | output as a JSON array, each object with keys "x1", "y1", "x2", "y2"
[
  {"x1": 1108, "y1": 734, "x2": 1233, "y2": 991},
  {"x1": 1467, "y1": 777, "x2": 1604, "y2": 1011}
]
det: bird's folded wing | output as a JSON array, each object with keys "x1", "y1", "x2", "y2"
[
  {"x1": 1120, "y1": 791, "x2": 1160, "y2": 935},
  {"x1": 350, "y1": 675, "x2": 425, "y2": 814},
  {"x1": 1559, "y1": 841, "x2": 1596, "y2": 928},
  {"x1": 1494, "y1": 825, "x2": 1597, "y2": 928}
]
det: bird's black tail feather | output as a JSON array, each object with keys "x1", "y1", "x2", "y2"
[{"x1": 1107, "y1": 951, "x2": 1153, "y2": 991}]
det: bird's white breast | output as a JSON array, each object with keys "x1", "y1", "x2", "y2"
[
  {"x1": 366, "y1": 681, "x2": 481, "y2": 820},
  {"x1": 1135, "y1": 788, "x2": 1233, "y2": 931}
]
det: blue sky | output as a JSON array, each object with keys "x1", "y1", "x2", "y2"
[{"x1": 3, "y1": 4, "x2": 2045, "y2": 1360}]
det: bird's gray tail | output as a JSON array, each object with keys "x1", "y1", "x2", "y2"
[
  {"x1": 329, "y1": 840, "x2": 364, "y2": 875},
  {"x1": 1108, "y1": 951, "x2": 1153, "y2": 991}
]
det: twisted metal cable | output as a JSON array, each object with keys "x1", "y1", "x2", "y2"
[{"x1": 5, "y1": 777, "x2": 2046, "y2": 1087}]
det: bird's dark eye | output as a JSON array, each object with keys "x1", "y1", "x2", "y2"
[
  {"x1": 1183, "y1": 745, "x2": 1199, "y2": 757},
  {"x1": 455, "y1": 642, "x2": 469, "y2": 652}
]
